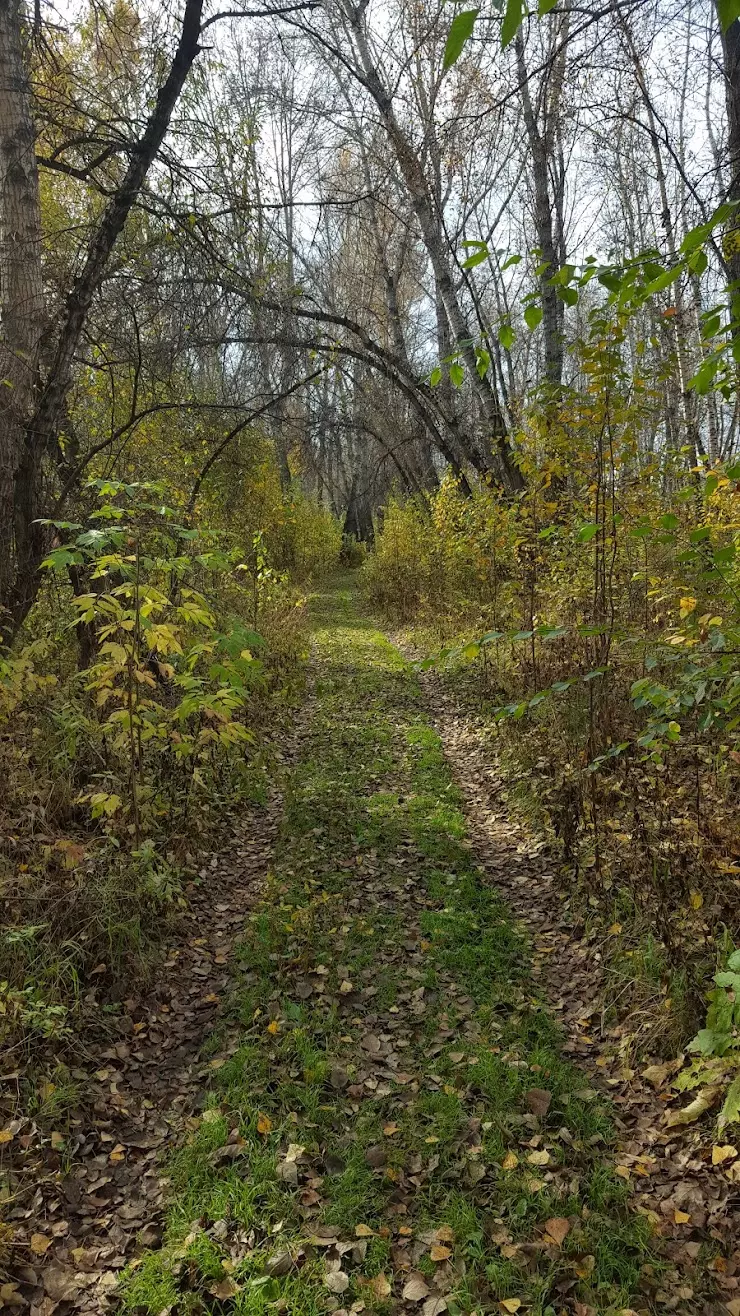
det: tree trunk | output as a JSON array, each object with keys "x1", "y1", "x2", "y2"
[
  {"x1": 719, "y1": 10, "x2": 740, "y2": 352},
  {"x1": 0, "y1": 0, "x2": 204, "y2": 641},
  {"x1": 341, "y1": 3, "x2": 524, "y2": 495},
  {"x1": 515, "y1": 28, "x2": 564, "y2": 390},
  {"x1": 0, "y1": 0, "x2": 44, "y2": 636}
]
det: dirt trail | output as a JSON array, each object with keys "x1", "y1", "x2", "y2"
[{"x1": 5, "y1": 582, "x2": 738, "y2": 1316}]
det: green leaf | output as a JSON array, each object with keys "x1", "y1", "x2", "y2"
[
  {"x1": 659, "y1": 512, "x2": 679, "y2": 530},
  {"x1": 717, "y1": 0, "x2": 740, "y2": 32},
  {"x1": 41, "y1": 548, "x2": 82, "y2": 572},
  {"x1": 449, "y1": 362, "x2": 465, "y2": 388},
  {"x1": 538, "y1": 0, "x2": 558, "y2": 12},
  {"x1": 429, "y1": 366, "x2": 442, "y2": 387},
  {"x1": 719, "y1": 1071, "x2": 740, "y2": 1129},
  {"x1": 443, "y1": 8, "x2": 479, "y2": 69},
  {"x1": 501, "y1": 0, "x2": 524, "y2": 48},
  {"x1": 577, "y1": 522, "x2": 600, "y2": 543},
  {"x1": 688, "y1": 248, "x2": 708, "y2": 275},
  {"x1": 498, "y1": 322, "x2": 515, "y2": 350},
  {"x1": 689, "y1": 358, "x2": 720, "y2": 395},
  {"x1": 501, "y1": 253, "x2": 522, "y2": 270},
  {"x1": 644, "y1": 264, "x2": 681, "y2": 296},
  {"x1": 461, "y1": 248, "x2": 488, "y2": 269},
  {"x1": 524, "y1": 303, "x2": 543, "y2": 331}
]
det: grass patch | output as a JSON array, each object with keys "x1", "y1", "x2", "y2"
[{"x1": 120, "y1": 579, "x2": 657, "y2": 1316}]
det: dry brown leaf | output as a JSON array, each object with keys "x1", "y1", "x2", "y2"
[
  {"x1": 29, "y1": 1234, "x2": 52, "y2": 1256},
  {"x1": 422, "y1": 1297, "x2": 447, "y2": 1316},
  {"x1": 325, "y1": 1271, "x2": 349, "y2": 1294},
  {"x1": 209, "y1": 1277, "x2": 239, "y2": 1300},
  {"x1": 544, "y1": 1217, "x2": 570, "y2": 1246},
  {"x1": 642, "y1": 1062, "x2": 676, "y2": 1089},
  {"x1": 434, "y1": 1226, "x2": 455, "y2": 1243},
  {"x1": 712, "y1": 1144, "x2": 738, "y2": 1166},
  {"x1": 525, "y1": 1088, "x2": 552, "y2": 1118},
  {"x1": 429, "y1": 1245, "x2": 452, "y2": 1262},
  {"x1": 403, "y1": 1273, "x2": 431, "y2": 1303}
]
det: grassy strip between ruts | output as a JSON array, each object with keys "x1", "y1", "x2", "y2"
[{"x1": 120, "y1": 582, "x2": 657, "y2": 1316}]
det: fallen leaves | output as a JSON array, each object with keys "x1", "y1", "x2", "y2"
[
  {"x1": 543, "y1": 1217, "x2": 570, "y2": 1246},
  {"x1": 403, "y1": 1273, "x2": 431, "y2": 1302},
  {"x1": 712, "y1": 1144, "x2": 738, "y2": 1165},
  {"x1": 664, "y1": 1086, "x2": 721, "y2": 1127},
  {"x1": 29, "y1": 1234, "x2": 52, "y2": 1256},
  {"x1": 324, "y1": 1269, "x2": 349, "y2": 1294},
  {"x1": 526, "y1": 1149, "x2": 551, "y2": 1166},
  {"x1": 525, "y1": 1088, "x2": 552, "y2": 1118},
  {"x1": 257, "y1": 1113, "x2": 273, "y2": 1135},
  {"x1": 429, "y1": 1244, "x2": 452, "y2": 1262}
]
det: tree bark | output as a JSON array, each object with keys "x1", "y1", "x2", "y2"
[
  {"x1": 515, "y1": 26, "x2": 565, "y2": 391},
  {"x1": 718, "y1": 9, "x2": 740, "y2": 351},
  {"x1": 0, "y1": 0, "x2": 44, "y2": 630}
]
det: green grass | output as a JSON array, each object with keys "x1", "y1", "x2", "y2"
[{"x1": 119, "y1": 578, "x2": 656, "y2": 1315}]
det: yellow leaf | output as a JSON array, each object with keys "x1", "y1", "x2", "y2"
[
  {"x1": 500, "y1": 1301, "x2": 522, "y2": 1314},
  {"x1": 674, "y1": 1209, "x2": 690, "y2": 1224},
  {"x1": 267, "y1": 1019, "x2": 280, "y2": 1035},
  {"x1": 355, "y1": 1224, "x2": 375, "y2": 1237},
  {"x1": 0, "y1": 1129, "x2": 14, "y2": 1144},
  {"x1": 689, "y1": 891, "x2": 703, "y2": 910},
  {"x1": 430, "y1": 1245, "x2": 452, "y2": 1261},
  {"x1": 29, "y1": 1234, "x2": 52, "y2": 1256},
  {"x1": 526, "y1": 1149, "x2": 551, "y2": 1166},
  {"x1": 608, "y1": 922, "x2": 622, "y2": 935},
  {"x1": 257, "y1": 1114, "x2": 273, "y2": 1135},
  {"x1": 435, "y1": 1225, "x2": 455, "y2": 1242},
  {"x1": 664, "y1": 1085, "x2": 720, "y2": 1128},
  {"x1": 383, "y1": 1123, "x2": 400, "y2": 1136},
  {"x1": 502, "y1": 1151, "x2": 518, "y2": 1170},
  {"x1": 369, "y1": 1272, "x2": 391, "y2": 1298},
  {"x1": 712, "y1": 1144, "x2": 738, "y2": 1166}
]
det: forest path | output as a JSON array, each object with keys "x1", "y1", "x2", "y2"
[
  {"x1": 116, "y1": 579, "x2": 666, "y2": 1316},
  {"x1": 9, "y1": 581, "x2": 709, "y2": 1314}
]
